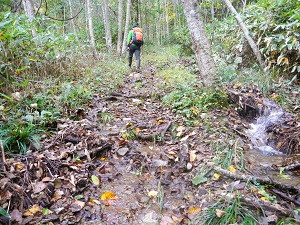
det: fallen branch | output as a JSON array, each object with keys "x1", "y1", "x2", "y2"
[
  {"x1": 272, "y1": 189, "x2": 300, "y2": 206},
  {"x1": 214, "y1": 167, "x2": 299, "y2": 192},
  {"x1": 281, "y1": 163, "x2": 300, "y2": 172}
]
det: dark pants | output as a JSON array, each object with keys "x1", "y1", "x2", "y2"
[{"x1": 128, "y1": 45, "x2": 141, "y2": 69}]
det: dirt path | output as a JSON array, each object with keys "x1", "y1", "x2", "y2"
[{"x1": 2, "y1": 64, "x2": 299, "y2": 225}]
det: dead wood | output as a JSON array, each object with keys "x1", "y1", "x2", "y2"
[
  {"x1": 272, "y1": 189, "x2": 300, "y2": 206},
  {"x1": 64, "y1": 136, "x2": 82, "y2": 144},
  {"x1": 214, "y1": 167, "x2": 299, "y2": 192},
  {"x1": 281, "y1": 163, "x2": 300, "y2": 172}
]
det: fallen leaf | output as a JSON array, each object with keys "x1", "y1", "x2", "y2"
[
  {"x1": 156, "y1": 120, "x2": 164, "y2": 125},
  {"x1": 51, "y1": 190, "x2": 64, "y2": 201},
  {"x1": 10, "y1": 209, "x2": 21, "y2": 222},
  {"x1": 189, "y1": 151, "x2": 197, "y2": 162},
  {"x1": 148, "y1": 190, "x2": 158, "y2": 199},
  {"x1": 136, "y1": 127, "x2": 141, "y2": 132},
  {"x1": 216, "y1": 209, "x2": 226, "y2": 218},
  {"x1": 188, "y1": 206, "x2": 201, "y2": 219},
  {"x1": 213, "y1": 173, "x2": 221, "y2": 180},
  {"x1": 101, "y1": 191, "x2": 116, "y2": 200},
  {"x1": 15, "y1": 163, "x2": 23, "y2": 170},
  {"x1": 23, "y1": 204, "x2": 40, "y2": 216},
  {"x1": 229, "y1": 165, "x2": 236, "y2": 173},
  {"x1": 69, "y1": 200, "x2": 85, "y2": 212},
  {"x1": 33, "y1": 181, "x2": 46, "y2": 193},
  {"x1": 91, "y1": 175, "x2": 100, "y2": 185},
  {"x1": 192, "y1": 175, "x2": 208, "y2": 185}
]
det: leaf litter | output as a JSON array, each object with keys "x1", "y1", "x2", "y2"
[{"x1": 1, "y1": 64, "x2": 300, "y2": 224}]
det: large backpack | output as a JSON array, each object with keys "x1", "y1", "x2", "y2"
[{"x1": 132, "y1": 27, "x2": 143, "y2": 45}]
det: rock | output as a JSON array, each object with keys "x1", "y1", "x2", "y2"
[
  {"x1": 152, "y1": 159, "x2": 168, "y2": 167},
  {"x1": 117, "y1": 147, "x2": 129, "y2": 156}
]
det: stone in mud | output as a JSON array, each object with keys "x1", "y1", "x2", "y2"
[
  {"x1": 152, "y1": 159, "x2": 168, "y2": 167},
  {"x1": 117, "y1": 147, "x2": 129, "y2": 156}
]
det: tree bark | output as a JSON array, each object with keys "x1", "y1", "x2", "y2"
[
  {"x1": 86, "y1": 0, "x2": 96, "y2": 52},
  {"x1": 23, "y1": 0, "x2": 37, "y2": 37},
  {"x1": 222, "y1": 0, "x2": 265, "y2": 69},
  {"x1": 68, "y1": 0, "x2": 78, "y2": 40},
  {"x1": 182, "y1": 0, "x2": 216, "y2": 87},
  {"x1": 102, "y1": 0, "x2": 112, "y2": 49},
  {"x1": 122, "y1": 0, "x2": 131, "y2": 54},
  {"x1": 117, "y1": 0, "x2": 123, "y2": 54}
]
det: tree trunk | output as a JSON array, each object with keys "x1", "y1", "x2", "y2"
[
  {"x1": 68, "y1": 0, "x2": 78, "y2": 40},
  {"x1": 182, "y1": 0, "x2": 216, "y2": 87},
  {"x1": 222, "y1": 0, "x2": 265, "y2": 69},
  {"x1": 122, "y1": 0, "x2": 131, "y2": 54},
  {"x1": 117, "y1": 0, "x2": 123, "y2": 54},
  {"x1": 102, "y1": 0, "x2": 112, "y2": 49},
  {"x1": 86, "y1": 0, "x2": 96, "y2": 52},
  {"x1": 23, "y1": 0, "x2": 37, "y2": 37}
]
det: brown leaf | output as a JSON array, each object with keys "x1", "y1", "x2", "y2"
[
  {"x1": 33, "y1": 181, "x2": 46, "y2": 193},
  {"x1": 69, "y1": 200, "x2": 85, "y2": 212},
  {"x1": 51, "y1": 190, "x2": 64, "y2": 201},
  {"x1": 216, "y1": 209, "x2": 226, "y2": 218},
  {"x1": 10, "y1": 209, "x2": 22, "y2": 224}
]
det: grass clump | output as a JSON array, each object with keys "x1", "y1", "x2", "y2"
[
  {"x1": 192, "y1": 191, "x2": 260, "y2": 225},
  {"x1": 0, "y1": 121, "x2": 41, "y2": 154}
]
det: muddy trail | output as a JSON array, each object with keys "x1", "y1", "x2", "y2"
[{"x1": 1, "y1": 64, "x2": 300, "y2": 225}]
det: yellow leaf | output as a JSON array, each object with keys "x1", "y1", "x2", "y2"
[
  {"x1": 100, "y1": 157, "x2": 106, "y2": 161},
  {"x1": 229, "y1": 165, "x2": 236, "y2": 173},
  {"x1": 214, "y1": 173, "x2": 221, "y2": 180},
  {"x1": 24, "y1": 204, "x2": 41, "y2": 216},
  {"x1": 157, "y1": 120, "x2": 164, "y2": 125},
  {"x1": 136, "y1": 127, "x2": 141, "y2": 133},
  {"x1": 261, "y1": 197, "x2": 267, "y2": 201},
  {"x1": 15, "y1": 163, "x2": 23, "y2": 170},
  {"x1": 122, "y1": 132, "x2": 128, "y2": 140},
  {"x1": 235, "y1": 82, "x2": 242, "y2": 87},
  {"x1": 101, "y1": 191, "x2": 116, "y2": 200},
  {"x1": 189, "y1": 151, "x2": 197, "y2": 162},
  {"x1": 276, "y1": 142, "x2": 282, "y2": 149}
]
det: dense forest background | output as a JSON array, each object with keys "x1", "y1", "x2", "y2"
[{"x1": 0, "y1": 0, "x2": 299, "y2": 224}]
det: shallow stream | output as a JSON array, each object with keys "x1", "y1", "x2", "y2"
[{"x1": 245, "y1": 98, "x2": 300, "y2": 188}]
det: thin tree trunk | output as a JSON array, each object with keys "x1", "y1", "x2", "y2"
[
  {"x1": 117, "y1": 0, "x2": 123, "y2": 54},
  {"x1": 102, "y1": 0, "x2": 112, "y2": 49},
  {"x1": 68, "y1": 0, "x2": 78, "y2": 39},
  {"x1": 222, "y1": 0, "x2": 265, "y2": 69},
  {"x1": 23, "y1": 0, "x2": 37, "y2": 37},
  {"x1": 86, "y1": 0, "x2": 96, "y2": 51},
  {"x1": 182, "y1": 0, "x2": 216, "y2": 87},
  {"x1": 211, "y1": 0, "x2": 215, "y2": 43},
  {"x1": 122, "y1": 0, "x2": 131, "y2": 54}
]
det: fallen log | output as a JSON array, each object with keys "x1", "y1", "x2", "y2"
[{"x1": 214, "y1": 167, "x2": 299, "y2": 192}]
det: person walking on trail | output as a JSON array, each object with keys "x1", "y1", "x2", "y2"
[{"x1": 127, "y1": 24, "x2": 144, "y2": 70}]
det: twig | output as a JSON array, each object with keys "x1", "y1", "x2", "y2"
[
  {"x1": 0, "y1": 141, "x2": 6, "y2": 165},
  {"x1": 160, "y1": 121, "x2": 172, "y2": 138}
]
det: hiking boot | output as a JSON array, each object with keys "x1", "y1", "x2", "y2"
[
  {"x1": 128, "y1": 57, "x2": 132, "y2": 67},
  {"x1": 137, "y1": 59, "x2": 140, "y2": 70}
]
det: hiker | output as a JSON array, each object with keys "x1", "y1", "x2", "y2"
[{"x1": 127, "y1": 24, "x2": 144, "y2": 70}]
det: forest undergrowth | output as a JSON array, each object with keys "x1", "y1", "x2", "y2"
[{"x1": 0, "y1": 45, "x2": 300, "y2": 224}]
